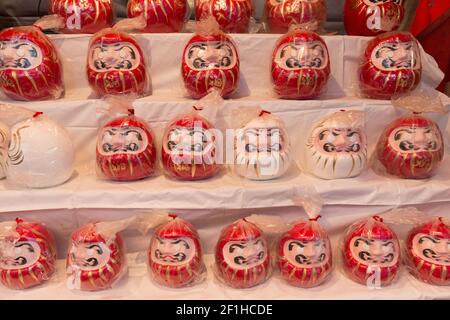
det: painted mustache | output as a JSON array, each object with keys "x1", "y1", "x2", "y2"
[
  {"x1": 155, "y1": 250, "x2": 187, "y2": 263},
  {"x1": 233, "y1": 251, "x2": 265, "y2": 265}
]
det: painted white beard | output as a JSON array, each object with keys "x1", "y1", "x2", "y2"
[
  {"x1": 234, "y1": 151, "x2": 290, "y2": 180},
  {"x1": 304, "y1": 145, "x2": 367, "y2": 179}
]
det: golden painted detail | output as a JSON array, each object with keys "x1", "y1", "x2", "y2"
[
  {"x1": 0, "y1": 74, "x2": 14, "y2": 88},
  {"x1": 108, "y1": 162, "x2": 128, "y2": 173},
  {"x1": 413, "y1": 157, "x2": 430, "y2": 169}
]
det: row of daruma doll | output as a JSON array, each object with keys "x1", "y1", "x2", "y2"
[
  {"x1": 0, "y1": 209, "x2": 449, "y2": 292},
  {"x1": 0, "y1": 100, "x2": 445, "y2": 189},
  {"x1": 40, "y1": 0, "x2": 405, "y2": 35},
  {"x1": 0, "y1": 11, "x2": 422, "y2": 102}
]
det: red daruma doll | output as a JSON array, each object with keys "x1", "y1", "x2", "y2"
[
  {"x1": 344, "y1": 0, "x2": 404, "y2": 36},
  {"x1": 359, "y1": 32, "x2": 421, "y2": 100},
  {"x1": 148, "y1": 215, "x2": 206, "y2": 288},
  {"x1": 49, "y1": 0, "x2": 114, "y2": 34},
  {"x1": 0, "y1": 218, "x2": 57, "y2": 290},
  {"x1": 195, "y1": 0, "x2": 253, "y2": 33},
  {"x1": 66, "y1": 218, "x2": 133, "y2": 291},
  {"x1": 87, "y1": 17, "x2": 149, "y2": 97},
  {"x1": 278, "y1": 216, "x2": 332, "y2": 287},
  {"x1": 0, "y1": 18, "x2": 64, "y2": 101},
  {"x1": 127, "y1": 0, "x2": 187, "y2": 33},
  {"x1": 376, "y1": 113, "x2": 444, "y2": 179},
  {"x1": 342, "y1": 215, "x2": 400, "y2": 287},
  {"x1": 161, "y1": 105, "x2": 219, "y2": 181},
  {"x1": 271, "y1": 28, "x2": 330, "y2": 99},
  {"x1": 406, "y1": 217, "x2": 450, "y2": 286},
  {"x1": 96, "y1": 108, "x2": 156, "y2": 181},
  {"x1": 215, "y1": 217, "x2": 273, "y2": 289},
  {"x1": 182, "y1": 19, "x2": 240, "y2": 99},
  {"x1": 266, "y1": 0, "x2": 327, "y2": 34}
]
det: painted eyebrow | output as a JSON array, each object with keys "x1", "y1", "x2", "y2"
[
  {"x1": 254, "y1": 239, "x2": 263, "y2": 246},
  {"x1": 15, "y1": 243, "x2": 34, "y2": 251},
  {"x1": 229, "y1": 243, "x2": 245, "y2": 253},
  {"x1": 383, "y1": 241, "x2": 394, "y2": 247},
  {"x1": 280, "y1": 44, "x2": 297, "y2": 58},
  {"x1": 171, "y1": 239, "x2": 190, "y2": 249},
  {"x1": 87, "y1": 244, "x2": 103, "y2": 254},
  {"x1": 319, "y1": 129, "x2": 330, "y2": 140},
  {"x1": 354, "y1": 238, "x2": 370, "y2": 246},
  {"x1": 114, "y1": 45, "x2": 136, "y2": 59},
  {"x1": 419, "y1": 235, "x2": 438, "y2": 244},
  {"x1": 122, "y1": 129, "x2": 143, "y2": 141},
  {"x1": 394, "y1": 129, "x2": 414, "y2": 140},
  {"x1": 288, "y1": 241, "x2": 305, "y2": 250},
  {"x1": 188, "y1": 44, "x2": 206, "y2": 58}
]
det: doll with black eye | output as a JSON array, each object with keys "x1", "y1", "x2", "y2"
[
  {"x1": 96, "y1": 112, "x2": 156, "y2": 181},
  {"x1": 148, "y1": 215, "x2": 205, "y2": 288},
  {"x1": 215, "y1": 218, "x2": 271, "y2": 289},
  {"x1": 0, "y1": 218, "x2": 56, "y2": 290},
  {"x1": 66, "y1": 222, "x2": 126, "y2": 291},
  {"x1": 342, "y1": 215, "x2": 401, "y2": 287},
  {"x1": 182, "y1": 33, "x2": 240, "y2": 99}
]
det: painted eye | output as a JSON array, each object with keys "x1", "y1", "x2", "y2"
[
  {"x1": 192, "y1": 143, "x2": 202, "y2": 152},
  {"x1": 286, "y1": 58, "x2": 298, "y2": 68},
  {"x1": 127, "y1": 143, "x2": 138, "y2": 151},
  {"x1": 221, "y1": 56, "x2": 231, "y2": 67},
  {"x1": 16, "y1": 48, "x2": 25, "y2": 57},
  {"x1": 102, "y1": 143, "x2": 113, "y2": 152},
  {"x1": 245, "y1": 144, "x2": 257, "y2": 152}
]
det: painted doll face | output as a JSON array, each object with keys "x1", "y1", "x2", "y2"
[
  {"x1": 69, "y1": 242, "x2": 111, "y2": 271},
  {"x1": 185, "y1": 41, "x2": 237, "y2": 71},
  {"x1": 388, "y1": 125, "x2": 442, "y2": 154},
  {"x1": 283, "y1": 239, "x2": 329, "y2": 268},
  {"x1": 89, "y1": 42, "x2": 141, "y2": 72},
  {"x1": 0, "y1": 240, "x2": 41, "y2": 270},
  {"x1": 151, "y1": 237, "x2": 195, "y2": 266},
  {"x1": 98, "y1": 126, "x2": 149, "y2": 156},
  {"x1": 0, "y1": 40, "x2": 42, "y2": 70},
  {"x1": 276, "y1": 41, "x2": 328, "y2": 70},
  {"x1": 412, "y1": 233, "x2": 450, "y2": 266},
  {"x1": 350, "y1": 237, "x2": 399, "y2": 267},
  {"x1": 316, "y1": 128, "x2": 364, "y2": 154},
  {"x1": 167, "y1": 127, "x2": 214, "y2": 156},
  {"x1": 223, "y1": 238, "x2": 267, "y2": 270},
  {"x1": 371, "y1": 41, "x2": 420, "y2": 71}
]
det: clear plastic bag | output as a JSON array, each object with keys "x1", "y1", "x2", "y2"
[
  {"x1": 405, "y1": 216, "x2": 450, "y2": 286},
  {"x1": 344, "y1": 0, "x2": 405, "y2": 36},
  {"x1": 214, "y1": 217, "x2": 274, "y2": 289},
  {"x1": 265, "y1": 0, "x2": 327, "y2": 34},
  {"x1": 302, "y1": 110, "x2": 368, "y2": 180},
  {"x1": 358, "y1": 32, "x2": 422, "y2": 100},
  {"x1": 1, "y1": 107, "x2": 75, "y2": 189},
  {"x1": 181, "y1": 17, "x2": 240, "y2": 99},
  {"x1": 341, "y1": 215, "x2": 401, "y2": 288},
  {"x1": 127, "y1": 0, "x2": 188, "y2": 33},
  {"x1": 233, "y1": 108, "x2": 292, "y2": 180},
  {"x1": 87, "y1": 16, "x2": 150, "y2": 98},
  {"x1": 66, "y1": 217, "x2": 135, "y2": 291},
  {"x1": 147, "y1": 214, "x2": 207, "y2": 288},
  {"x1": 48, "y1": 0, "x2": 114, "y2": 34},
  {"x1": 0, "y1": 121, "x2": 9, "y2": 179},
  {"x1": 271, "y1": 26, "x2": 330, "y2": 99},
  {"x1": 195, "y1": 0, "x2": 254, "y2": 33},
  {"x1": 96, "y1": 96, "x2": 157, "y2": 181},
  {"x1": 277, "y1": 194, "x2": 333, "y2": 288},
  {"x1": 161, "y1": 92, "x2": 222, "y2": 181},
  {"x1": 0, "y1": 19, "x2": 65, "y2": 101},
  {"x1": 0, "y1": 218, "x2": 57, "y2": 290}
]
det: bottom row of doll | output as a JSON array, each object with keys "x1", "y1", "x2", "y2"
[{"x1": 0, "y1": 213, "x2": 449, "y2": 291}]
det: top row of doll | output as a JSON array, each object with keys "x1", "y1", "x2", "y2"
[{"x1": 45, "y1": 0, "x2": 403, "y2": 36}]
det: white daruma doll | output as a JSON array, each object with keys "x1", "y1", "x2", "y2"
[
  {"x1": 304, "y1": 110, "x2": 367, "y2": 179},
  {"x1": 234, "y1": 110, "x2": 291, "y2": 180},
  {"x1": 148, "y1": 215, "x2": 206, "y2": 288}
]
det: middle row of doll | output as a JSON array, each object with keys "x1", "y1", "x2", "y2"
[
  {"x1": 0, "y1": 17, "x2": 422, "y2": 102},
  {"x1": 0, "y1": 97, "x2": 445, "y2": 188}
]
